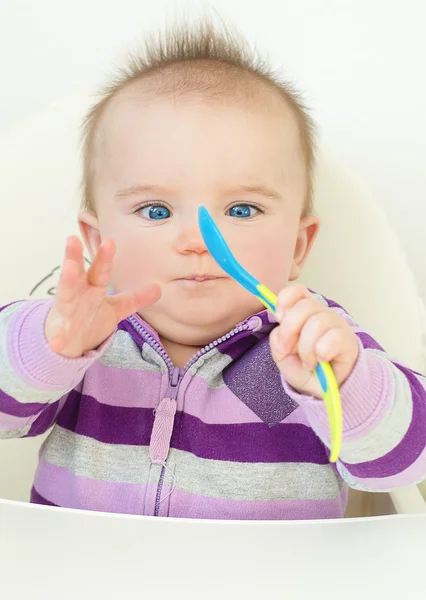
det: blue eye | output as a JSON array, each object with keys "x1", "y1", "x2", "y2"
[
  {"x1": 140, "y1": 205, "x2": 171, "y2": 220},
  {"x1": 227, "y1": 204, "x2": 259, "y2": 218}
]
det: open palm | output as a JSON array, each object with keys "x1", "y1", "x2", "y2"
[{"x1": 44, "y1": 236, "x2": 161, "y2": 358}]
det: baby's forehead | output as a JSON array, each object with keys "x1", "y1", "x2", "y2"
[
  {"x1": 98, "y1": 69, "x2": 301, "y2": 143},
  {"x1": 95, "y1": 92, "x2": 303, "y2": 192}
]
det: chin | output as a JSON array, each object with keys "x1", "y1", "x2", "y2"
[
  {"x1": 173, "y1": 311, "x2": 230, "y2": 330},
  {"x1": 156, "y1": 310, "x2": 239, "y2": 342}
]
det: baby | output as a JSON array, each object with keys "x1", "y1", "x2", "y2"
[{"x1": 1, "y1": 20, "x2": 425, "y2": 519}]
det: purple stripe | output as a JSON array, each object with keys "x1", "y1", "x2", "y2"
[
  {"x1": 80, "y1": 361, "x2": 296, "y2": 424},
  {"x1": 35, "y1": 459, "x2": 147, "y2": 514},
  {"x1": 181, "y1": 376, "x2": 264, "y2": 424},
  {"x1": 171, "y1": 412, "x2": 329, "y2": 463},
  {"x1": 344, "y1": 365, "x2": 426, "y2": 478},
  {"x1": 26, "y1": 401, "x2": 61, "y2": 437},
  {"x1": 34, "y1": 459, "x2": 347, "y2": 519},
  {"x1": 325, "y1": 299, "x2": 346, "y2": 311},
  {"x1": 0, "y1": 396, "x2": 61, "y2": 436},
  {"x1": 30, "y1": 486, "x2": 58, "y2": 507},
  {"x1": 181, "y1": 375, "x2": 309, "y2": 425},
  {"x1": 118, "y1": 319, "x2": 147, "y2": 347},
  {"x1": 161, "y1": 483, "x2": 348, "y2": 520},
  {"x1": 258, "y1": 310, "x2": 275, "y2": 326},
  {"x1": 83, "y1": 362, "x2": 163, "y2": 407},
  {"x1": 217, "y1": 331, "x2": 258, "y2": 361},
  {"x1": 86, "y1": 347, "x2": 301, "y2": 426},
  {"x1": 56, "y1": 390, "x2": 154, "y2": 445},
  {"x1": 0, "y1": 411, "x2": 30, "y2": 430},
  {"x1": 0, "y1": 301, "x2": 21, "y2": 314},
  {"x1": 313, "y1": 292, "x2": 345, "y2": 312},
  {"x1": 0, "y1": 388, "x2": 48, "y2": 417},
  {"x1": 56, "y1": 392, "x2": 329, "y2": 463},
  {"x1": 356, "y1": 440, "x2": 426, "y2": 489},
  {"x1": 356, "y1": 331, "x2": 385, "y2": 352}
]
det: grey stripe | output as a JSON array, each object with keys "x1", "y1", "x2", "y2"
[
  {"x1": 309, "y1": 292, "x2": 359, "y2": 327},
  {"x1": 166, "y1": 448, "x2": 343, "y2": 501},
  {"x1": 335, "y1": 459, "x2": 426, "y2": 493},
  {"x1": 309, "y1": 292, "x2": 329, "y2": 307},
  {"x1": 339, "y1": 351, "x2": 413, "y2": 464},
  {"x1": 141, "y1": 343, "x2": 168, "y2": 373},
  {"x1": 102, "y1": 322, "x2": 253, "y2": 388},
  {"x1": 0, "y1": 424, "x2": 32, "y2": 439},
  {"x1": 336, "y1": 462, "x2": 370, "y2": 491},
  {"x1": 44, "y1": 426, "x2": 343, "y2": 501},
  {"x1": 187, "y1": 348, "x2": 233, "y2": 390},
  {"x1": 99, "y1": 330, "x2": 233, "y2": 387},
  {"x1": 367, "y1": 347, "x2": 408, "y2": 366},
  {"x1": 0, "y1": 302, "x2": 69, "y2": 404},
  {"x1": 43, "y1": 426, "x2": 153, "y2": 483},
  {"x1": 99, "y1": 330, "x2": 165, "y2": 373}
]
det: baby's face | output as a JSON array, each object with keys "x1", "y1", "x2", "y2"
[{"x1": 80, "y1": 89, "x2": 318, "y2": 347}]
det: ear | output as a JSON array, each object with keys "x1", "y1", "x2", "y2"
[
  {"x1": 78, "y1": 211, "x2": 102, "y2": 261},
  {"x1": 288, "y1": 213, "x2": 320, "y2": 281}
]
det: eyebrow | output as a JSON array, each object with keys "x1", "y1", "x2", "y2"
[
  {"x1": 222, "y1": 184, "x2": 282, "y2": 201},
  {"x1": 115, "y1": 184, "x2": 173, "y2": 198},
  {"x1": 115, "y1": 183, "x2": 282, "y2": 201}
]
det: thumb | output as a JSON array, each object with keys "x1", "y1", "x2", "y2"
[
  {"x1": 269, "y1": 326, "x2": 285, "y2": 365},
  {"x1": 269, "y1": 327, "x2": 313, "y2": 392},
  {"x1": 110, "y1": 283, "x2": 162, "y2": 322}
]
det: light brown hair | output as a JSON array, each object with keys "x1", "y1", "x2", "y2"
[{"x1": 80, "y1": 18, "x2": 317, "y2": 215}]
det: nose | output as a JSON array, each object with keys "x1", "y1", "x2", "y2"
[
  {"x1": 175, "y1": 209, "x2": 207, "y2": 254},
  {"x1": 174, "y1": 221, "x2": 208, "y2": 255}
]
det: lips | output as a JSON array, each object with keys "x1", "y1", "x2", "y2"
[
  {"x1": 183, "y1": 275, "x2": 220, "y2": 282},
  {"x1": 174, "y1": 273, "x2": 224, "y2": 284}
]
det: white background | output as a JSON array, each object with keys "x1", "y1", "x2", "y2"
[{"x1": 0, "y1": 0, "x2": 425, "y2": 301}]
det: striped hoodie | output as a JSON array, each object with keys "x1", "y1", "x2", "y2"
[{"x1": 1, "y1": 292, "x2": 425, "y2": 519}]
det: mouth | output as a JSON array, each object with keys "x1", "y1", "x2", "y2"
[
  {"x1": 174, "y1": 274, "x2": 225, "y2": 286},
  {"x1": 183, "y1": 274, "x2": 220, "y2": 282}
]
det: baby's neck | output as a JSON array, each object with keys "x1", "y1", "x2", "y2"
[{"x1": 160, "y1": 336, "x2": 204, "y2": 369}]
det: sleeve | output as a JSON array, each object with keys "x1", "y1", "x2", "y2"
[
  {"x1": 280, "y1": 291, "x2": 426, "y2": 492},
  {"x1": 0, "y1": 299, "x2": 115, "y2": 440}
]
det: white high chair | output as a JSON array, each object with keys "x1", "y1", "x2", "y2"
[{"x1": 0, "y1": 94, "x2": 425, "y2": 516}]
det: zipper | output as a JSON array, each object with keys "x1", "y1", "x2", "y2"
[
  {"x1": 128, "y1": 315, "x2": 256, "y2": 516},
  {"x1": 153, "y1": 365, "x2": 182, "y2": 516},
  {"x1": 128, "y1": 315, "x2": 253, "y2": 377}
]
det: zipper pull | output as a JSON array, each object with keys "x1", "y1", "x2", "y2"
[
  {"x1": 170, "y1": 366, "x2": 181, "y2": 388},
  {"x1": 149, "y1": 367, "x2": 183, "y2": 465},
  {"x1": 150, "y1": 397, "x2": 177, "y2": 464},
  {"x1": 166, "y1": 366, "x2": 183, "y2": 399}
]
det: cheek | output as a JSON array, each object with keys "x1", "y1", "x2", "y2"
[
  {"x1": 239, "y1": 230, "x2": 295, "y2": 292},
  {"x1": 106, "y1": 227, "x2": 166, "y2": 290}
]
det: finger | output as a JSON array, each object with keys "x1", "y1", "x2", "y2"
[
  {"x1": 269, "y1": 325, "x2": 284, "y2": 361},
  {"x1": 109, "y1": 283, "x2": 162, "y2": 322},
  {"x1": 275, "y1": 283, "x2": 310, "y2": 320},
  {"x1": 54, "y1": 237, "x2": 86, "y2": 312},
  {"x1": 270, "y1": 327, "x2": 300, "y2": 363},
  {"x1": 86, "y1": 238, "x2": 116, "y2": 288},
  {"x1": 276, "y1": 298, "x2": 326, "y2": 356},
  {"x1": 297, "y1": 312, "x2": 344, "y2": 370},
  {"x1": 55, "y1": 257, "x2": 82, "y2": 317},
  {"x1": 64, "y1": 235, "x2": 86, "y2": 278},
  {"x1": 270, "y1": 329, "x2": 317, "y2": 390},
  {"x1": 48, "y1": 333, "x2": 66, "y2": 354},
  {"x1": 315, "y1": 327, "x2": 351, "y2": 363}
]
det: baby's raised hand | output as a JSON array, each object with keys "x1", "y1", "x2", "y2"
[
  {"x1": 44, "y1": 235, "x2": 161, "y2": 358},
  {"x1": 270, "y1": 284, "x2": 359, "y2": 398}
]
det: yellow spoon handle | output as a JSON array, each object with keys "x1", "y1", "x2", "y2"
[{"x1": 257, "y1": 285, "x2": 342, "y2": 463}]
